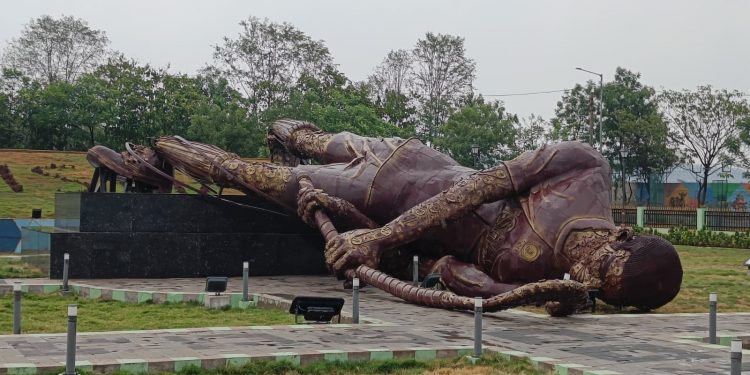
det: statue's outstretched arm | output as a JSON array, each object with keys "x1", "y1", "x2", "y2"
[{"x1": 326, "y1": 141, "x2": 609, "y2": 277}]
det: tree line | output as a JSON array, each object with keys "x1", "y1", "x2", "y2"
[{"x1": 1, "y1": 15, "x2": 749, "y2": 205}]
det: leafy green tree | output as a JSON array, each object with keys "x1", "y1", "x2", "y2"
[
  {"x1": 265, "y1": 67, "x2": 410, "y2": 140},
  {"x1": 434, "y1": 96, "x2": 516, "y2": 168},
  {"x1": 187, "y1": 73, "x2": 266, "y2": 156},
  {"x1": 412, "y1": 33, "x2": 475, "y2": 143},
  {"x1": 515, "y1": 114, "x2": 549, "y2": 153},
  {"x1": 660, "y1": 86, "x2": 750, "y2": 205},
  {"x1": 553, "y1": 68, "x2": 677, "y2": 204},
  {"x1": 211, "y1": 17, "x2": 333, "y2": 114},
  {"x1": 368, "y1": 49, "x2": 416, "y2": 128},
  {"x1": 1, "y1": 15, "x2": 110, "y2": 84},
  {"x1": 0, "y1": 68, "x2": 29, "y2": 148}
]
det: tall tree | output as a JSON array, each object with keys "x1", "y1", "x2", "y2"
[
  {"x1": 1, "y1": 15, "x2": 110, "y2": 84},
  {"x1": 411, "y1": 33, "x2": 475, "y2": 143},
  {"x1": 265, "y1": 67, "x2": 410, "y2": 140},
  {"x1": 0, "y1": 68, "x2": 29, "y2": 148},
  {"x1": 433, "y1": 95, "x2": 516, "y2": 168},
  {"x1": 515, "y1": 114, "x2": 549, "y2": 153},
  {"x1": 553, "y1": 68, "x2": 677, "y2": 204},
  {"x1": 211, "y1": 16, "x2": 333, "y2": 114},
  {"x1": 660, "y1": 86, "x2": 749, "y2": 205},
  {"x1": 368, "y1": 49, "x2": 415, "y2": 128}
]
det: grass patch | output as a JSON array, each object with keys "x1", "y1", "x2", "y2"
[
  {"x1": 0, "y1": 149, "x2": 257, "y2": 218},
  {"x1": 0, "y1": 293, "x2": 293, "y2": 333},
  {"x1": 0, "y1": 255, "x2": 46, "y2": 278},
  {"x1": 57, "y1": 354, "x2": 544, "y2": 375}
]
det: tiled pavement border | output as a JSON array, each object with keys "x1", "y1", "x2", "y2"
[
  {"x1": 0, "y1": 347, "x2": 477, "y2": 375},
  {"x1": 0, "y1": 346, "x2": 626, "y2": 375}
]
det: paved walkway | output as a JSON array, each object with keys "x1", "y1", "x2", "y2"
[{"x1": 2, "y1": 276, "x2": 750, "y2": 374}]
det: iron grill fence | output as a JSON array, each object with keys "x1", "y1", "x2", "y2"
[
  {"x1": 609, "y1": 207, "x2": 750, "y2": 231},
  {"x1": 611, "y1": 207, "x2": 638, "y2": 226},
  {"x1": 706, "y1": 209, "x2": 750, "y2": 232}
]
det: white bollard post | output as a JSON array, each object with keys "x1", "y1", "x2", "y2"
[
  {"x1": 62, "y1": 253, "x2": 70, "y2": 292},
  {"x1": 708, "y1": 292, "x2": 717, "y2": 344},
  {"x1": 412, "y1": 255, "x2": 419, "y2": 286},
  {"x1": 13, "y1": 283, "x2": 21, "y2": 334},
  {"x1": 242, "y1": 261, "x2": 249, "y2": 302},
  {"x1": 730, "y1": 339, "x2": 742, "y2": 375},
  {"x1": 64, "y1": 304, "x2": 78, "y2": 375},
  {"x1": 352, "y1": 277, "x2": 360, "y2": 324},
  {"x1": 473, "y1": 297, "x2": 483, "y2": 359}
]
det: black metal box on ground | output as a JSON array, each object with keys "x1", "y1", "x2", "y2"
[{"x1": 50, "y1": 193, "x2": 326, "y2": 278}]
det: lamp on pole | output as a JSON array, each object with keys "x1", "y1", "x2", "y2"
[
  {"x1": 620, "y1": 149, "x2": 629, "y2": 223},
  {"x1": 576, "y1": 67, "x2": 603, "y2": 153},
  {"x1": 471, "y1": 144, "x2": 480, "y2": 168}
]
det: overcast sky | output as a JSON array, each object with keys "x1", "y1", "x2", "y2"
[{"x1": 1, "y1": 0, "x2": 748, "y2": 119}]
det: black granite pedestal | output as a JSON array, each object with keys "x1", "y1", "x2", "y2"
[{"x1": 50, "y1": 193, "x2": 326, "y2": 278}]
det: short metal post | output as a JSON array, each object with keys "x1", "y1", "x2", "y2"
[
  {"x1": 352, "y1": 277, "x2": 360, "y2": 324},
  {"x1": 64, "y1": 304, "x2": 78, "y2": 375},
  {"x1": 473, "y1": 297, "x2": 483, "y2": 359},
  {"x1": 13, "y1": 283, "x2": 21, "y2": 334},
  {"x1": 709, "y1": 292, "x2": 717, "y2": 344},
  {"x1": 242, "y1": 261, "x2": 249, "y2": 302},
  {"x1": 563, "y1": 273, "x2": 570, "y2": 280},
  {"x1": 412, "y1": 255, "x2": 419, "y2": 286},
  {"x1": 62, "y1": 253, "x2": 70, "y2": 292},
  {"x1": 730, "y1": 339, "x2": 742, "y2": 375}
]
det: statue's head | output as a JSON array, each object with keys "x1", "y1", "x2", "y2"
[{"x1": 599, "y1": 234, "x2": 683, "y2": 310}]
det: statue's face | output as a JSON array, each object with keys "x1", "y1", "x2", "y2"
[{"x1": 599, "y1": 235, "x2": 683, "y2": 310}]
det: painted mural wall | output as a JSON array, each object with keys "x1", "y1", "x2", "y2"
[{"x1": 617, "y1": 182, "x2": 750, "y2": 209}]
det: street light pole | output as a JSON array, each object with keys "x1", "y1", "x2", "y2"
[{"x1": 576, "y1": 67, "x2": 603, "y2": 153}]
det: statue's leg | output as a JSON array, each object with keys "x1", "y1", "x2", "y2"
[{"x1": 268, "y1": 119, "x2": 407, "y2": 165}]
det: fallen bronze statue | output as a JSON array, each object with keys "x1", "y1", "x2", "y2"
[{"x1": 86, "y1": 119, "x2": 683, "y2": 316}]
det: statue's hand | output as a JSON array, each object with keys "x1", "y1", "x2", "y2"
[
  {"x1": 297, "y1": 187, "x2": 330, "y2": 227},
  {"x1": 324, "y1": 229, "x2": 383, "y2": 279}
]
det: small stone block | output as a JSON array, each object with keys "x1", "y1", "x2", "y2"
[
  {"x1": 413, "y1": 349, "x2": 437, "y2": 361},
  {"x1": 499, "y1": 350, "x2": 529, "y2": 360},
  {"x1": 272, "y1": 352, "x2": 301, "y2": 365},
  {"x1": 556, "y1": 363, "x2": 587, "y2": 375},
  {"x1": 42, "y1": 284, "x2": 60, "y2": 294},
  {"x1": 111, "y1": 290, "x2": 127, "y2": 302},
  {"x1": 719, "y1": 336, "x2": 734, "y2": 346},
  {"x1": 197, "y1": 294, "x2": 205, "y2": 304},
  {"x1": 230, "y1": 293, "x2": 241, "y2": 307},
  {"x1": 368, "y1": 349, "x2": 394, "y2": 360},
  {"x1": 530, "y1": 357, "x2": 556, "y2": 370},
  {"x1": 237, "y1": 300, "x2": 256, "y2": 309},
  {"x1": 166, "y1": 293, "x2": 183, "y2": 303},
  {"x1": 137, "y1": 292, "x2": 153, "y2": 303},
  {"x1": 4, "y1": 364, "x2": 36, "y2": 375},
  {"x1": 222, "y1": 354, "x2": 250, "y2": 367},
  {"x1": 173, "y1": 357, "x2": 201, "y2": 372},
  {"x1": 583, "y1": 371, "x2": 621, "y2": 375},
  {"x1": 88, "y1": 288, "x2": 102, "y2": 299},
  {"x1": 319, "y1": 350, "x2": 347, "y2": 362},
  {"x1": 20, "y1": 285, "x2": 29, "y2": 293},
  {"x1": 204, "y1": 294, "x2": 231, "y2": 309},
  {"x1": 71, "y1": 285, "x2": 81, "y2": 293},
  {"x1": 56, "y1": 360, "x2": 93, "y2": 372},
  {"x1": 117, "y1": 359, "x2": 147, "y2": 374}
]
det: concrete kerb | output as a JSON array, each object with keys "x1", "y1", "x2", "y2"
[{"x1": 0, "y1": 347, "x2": 490, "y2": 375}]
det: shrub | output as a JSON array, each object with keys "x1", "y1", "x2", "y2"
[{"x1": 636, "y1": 226, "x2": 750, "y2": 249}]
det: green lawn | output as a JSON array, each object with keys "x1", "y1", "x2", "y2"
[
  {"x1": 0, "y1": 293, "x2": 294, "y2": 333},
  {"x1": 0, "y1": 256, "x2": 47, "y2": 278}
]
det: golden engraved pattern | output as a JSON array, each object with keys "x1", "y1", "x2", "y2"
[
  {"x1": 374, "y1": 164, "x2": 515, "y2": 252},
  {"x1": 478, "y1": 205, "x2": 517, "y2": 271},
  {"x1": 290, "y1": 129, "x2": 333, "y2": 159},
  {"x1": 563, "y1": 229, "x2": 630, "y2": 295},
  {"x1": 236, "y1": 161, "x2": 292, "y2": 200},
  {"x1": 351, "y1": 226, "x2": 393, "y2": 245},
  {"x1": 513, "y1": 240, "x2": 542, "y2": 262}
]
